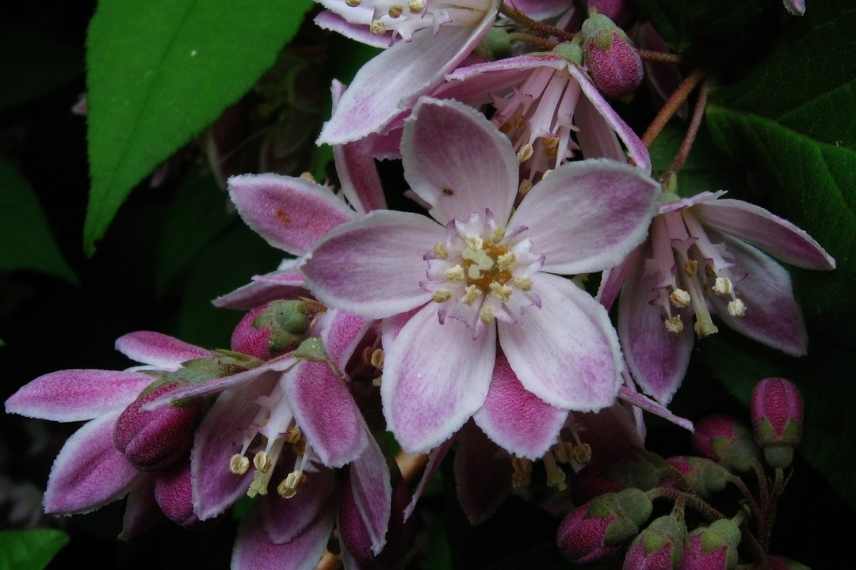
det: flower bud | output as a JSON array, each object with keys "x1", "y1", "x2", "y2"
[
  {"x1": 154, "y1": 463, "x2": 197, "y2": 526},
  {"x1": 769, "y1": 555, "x2": 810, "y2": 570},
  {"x1": 557, "y1": 489, "x2": 653, "y2": 563},
  {"x1": 581, "y1": 14, "x2": 644, "y2": 100},
  {"x1": 553, "y1": 40, "x2": 583, "y2": 66},
  {"x1": 665, "y1": 457, "x2": 730, "y2": 498},
  {"x1": 751, "y1": 378, "x2": 803, "y2": 469},
  {"x1": 114, "y1": 382, "x2": 200, "y2": 470},
  {"x1": 588, "y1": 0, "x2": 632, "y2": 27},
  {"x1": 692, "y1": 416, "x2": 759, "y2": 473},
  {"x1": 681, "y1": 519, "x2": 741, "y2": 570},
  {"x1": 623, "y1": 515, "x2": 686, "y2": 570},
  {"x1": 475, "y1": 27, "x2": 511, "y2": 60},
  {"x1": 230, "y1": 300, "x2": 309, "y2": 359}
]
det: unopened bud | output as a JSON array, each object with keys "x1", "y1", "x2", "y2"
[
  {"x1": 581, "y1": 14, "x2": 644, "y2": 100},
  {"x1": 692, "y1": 415, "x2": 759, "y2": 473},
  {"x1": 154, "y1": 463, "x2": 197, "y2": 526},
  {"x1": 553, "y1": 39, "x2": 584, "y2": 66},
  {"x1": 681, "y1": 519, "x2": 741, "y2": 570},
  {"x1": 751, "y1": 378, "x2": 803, "y2": 468},
  {"x1": 623, "y1": 515, "x2": 686, "y2": 570},
  {"x1": 230, "y1": 300, "x2": 309, "y2": 359},
  {"x1": 476, "y1": 27, "x2": 511, "y2": 60},
  {"x1": 665, "y1": 456, "x2": 729, "y2": 498}
]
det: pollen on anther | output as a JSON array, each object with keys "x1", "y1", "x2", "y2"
[
  {"x1": 253, "y1": 451, "x2": 272, "y2": 473},
  {"x1": 433, "y1": 290, "x2": 453, "y2": 303},
  {"x1": 497, "y1": 251, "x2": 516, "y2": 271},
  {"x1": 433, "y1": 242, "x2": 448, "y2": 259},
  {"x1": 664, "y1": 315, "x2": 684, "y2": 334},
  {"x1": 345, "y1": 0, "x2": 361, "y2": 5},
  {"x1": 462, "y1": 285, "x2": 481, "y2": 305},
  {"x1": 409, "y1": 0, "x2": 424, "y2": 12},
  {"x1": 229, "y1": 454, "x2": 250, "y2": 475},
  {"x1": 370, "y1": 20, "x2": 386, "y2": 34},
  {"x1": 684, "y1": 259, "x2": 699, "y2": 276},
  {"x1": 712, "y1": 277, "x2": 733, "y2": 296},
  {"x1": 517, "y1": 143, "x2": 534, "y2": 163},
  {"x1": 512, "y1": 276, "x2": 532, "y2": 291},
  {"x1": 727, "y1": 298, "x2": 747, "y2": 318},
  {"x1": 669, "y1": 288, "x2": 691, "y2": 308},
  {"x1": 479, "y1": 305, "x2": 496, "y2": 324},
  {"x1": 445, "y1": 265, "x2": 465, "y2": 282},
  {"x1": 387, "y1": 4, "x2": 403, "y2": 17},
  {"x1": 489, "y1": 281, "x2": 512, "y2": 301}
]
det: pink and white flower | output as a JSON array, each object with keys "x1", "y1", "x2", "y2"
[
  {"x1": 598, "y1": 191, "x2": 836, "y2": 404},
  {"x1": 302, "y1": 96, "x2": 661, "y2": 455}
]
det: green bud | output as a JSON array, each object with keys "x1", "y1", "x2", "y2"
[
  {"x1": 476, "y1": 27, "x2": 511, "y2": 60},
  {"x1": 293, "y1": 337, "x2": 327, "y2": 362},
  {"x1": 553, "y1": 39, "x2": 583, "y2": 65}
]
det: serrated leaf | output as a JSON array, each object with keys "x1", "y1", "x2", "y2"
[
  {"x1": 0, "y1": 529, "x2": 69, "y2": 570},
  {"x1": 84, "y1": 0, "x2": 313, "y2": 255},
  {"x1": 0, "y1": 160, "x2": 77, "y2": 284}
]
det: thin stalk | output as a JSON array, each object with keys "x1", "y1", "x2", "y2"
[
  {"x1": 647, "y1": 487, "x2": 725, "y2": 521},
  {"x1": 642, "y1": 69, "x2": 705, "y2": 147},
  {"x1": 499, "y1": 3, "x2": 575, "y2": 41},
  {"x1": 661, "y1": 79, "x2": 709, "y2": 182},
  {"x1": 638, "y1": 49, "x2": 683, "y2": 64},
  {"x1": 765, "y1": 467, "x2": 786, "y2": 548},
  {"x1": 729, "y1": 474, "x2": 765, "y2": 538},
  {"x1": 508, "y1": 32, "x2": 558, "y2": 50}
]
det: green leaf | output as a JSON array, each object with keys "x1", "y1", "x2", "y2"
[
  {"x1": 0, "y1": 529, "x2": 69, "y2": 570},
  {"x1": 0, "y1": 160, "x2": 77, "y2": 284},
  {"x1": 84, "y1": 0, "x2": 314, "y2": 255}
]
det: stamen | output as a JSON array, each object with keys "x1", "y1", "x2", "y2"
[
  {"x1": 433, "y1": 290, "x2": 453, "y2": 303},
  {"x1": 276, "y1": 470, "x2": 305, "y2": 499},
  {"x1": 462, "y1": 285, "x2": 481, "y2": 305},
  {"x1": 409, "y1": 0, "x2": 424, "y2": 12},
  {"x1": 229, "y1": 454, "x2": 250, "y2": 475},
  {"x1": 664, "y1": 315, "x2": 684, "y2": 334},
  {"x1": 518, "y1": 179, "x2": 533, "y2": 197},
  {"x1": 445, "y1": 265, "x2": 465, "y2": 282},
  {"x1": 517, "y1": 143, "x2": 534, "y2": 163},
  {"x1": 370, "y1": 348, "x2": 384, "y2": 369},
  {"x1": 465, "y1": 235, "x2": 484, "y2": 250},
  {"x1": 512, "y1": 276, "x2": 532, "y2": 291},
  {"x1": 467, "y1": 264, "x2": 482, "y2": 280},
  {"x1": 253, "y1": 451, "x2": 272, "y2": 473},
  {"x1": 712, "y1": 276, "x2": 733, "y2": 296},
  {"x1": 490, "y1": 226, "x2": 506, "y2": 242},
  {"x1": 370, "y1": 20, "x2": 386, "y2": 34},
  {"x1": 511, "y1": 458, "x2": 532, "y2": 490},
  {"x1": 543, "y1": 452, "x2": 567, "y2": 492},
  {"x1": 433, "y1": 242, "x2": 448, "y2": 259},
  {"x1": 479, "y1": 305, "x2": 496, "y2": 324},
  {"x1": 285, "y1": 426, "x2": 302, "y2": 445},
  {"x1": 489, "y1": 281, "x2": 512, "y2": 301},
  {"x1": 669, "y1": 288, "x2": 691, "y2": 308},
  {"x1": 496, "y1": 251, "x2": 516, "y2": 271},
  {"x1": 346, "y1": 0, "x2": 361, "y2": 5},
  {"x1": 684, "y1": 259, "x2": 699, "y2": 276},
  {"x1": 387, "y1": 4, "x2": 403, "y2": 17},
  {"x1": 727, "y1": 298, "x2": 747, "y2": 318}
]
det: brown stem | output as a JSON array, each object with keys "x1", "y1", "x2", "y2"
[
  {"x1": 638, "y1": 49, "x2": 683, "y2": 64},
  {"x1": 647, "y1": 487, "x2": 725, "y2": 521},
  {"x1": 660, "y1": 78, "x2": 709, "y2": 182},
  {"x1": 396, "y1": 451, "x2": 429, "y2": 484},
  {"x1": 764, "y1": 468, "x2": 786, "y2": 549},
  {"x1": 499, "y1": 3, "x2": 575, "y2": 41},
  {"x1": 509, "y1": 32, "x2": 558, "y2": 50},
  {"x1": 642, "y1": 69, "x2": 706, "y2": 147},
  {"x1": 752, "y1": 461, "x2": 770, "y2": 506},
  {"x1": 728, "y1": 474, "x2": 765, "y2": 539}
]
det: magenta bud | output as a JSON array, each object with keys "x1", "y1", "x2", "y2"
[
  {"x1": 154, "y1": 463, "x2": 197, "y2": 526},
  {"x1": 692, "y1": 416, "x2": 759, "y2": 473},
  {"x1": 581, "y1": 14, "x2": 644, "y2": 100},
  {"x1": 665, "y1": 456, "x2": 730, "y2": 498},
  {"x1": 769, "y1": 555, "x2": 810, "y2": 570},
  {"x1": 751, "y1": 378, "x2": 803, "y2": 468},
  {"x1": 623, "y1": 515, "x2": 686, "y2": 570},
  {"x1": 587, "y1": 0, "x2": 632, "y2": 27},
  {"x1": 230, "y1": 300, "x2": 309, "y2": 359},
  {"x1": 681, "y1": 519, "x2": 741, "y2": 570},
  {"x1": 114, "y1": 382, "x2": 200, "y2": 471}
]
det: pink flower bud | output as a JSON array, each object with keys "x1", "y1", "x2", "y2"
[
  {"x1": 587, "y1": 0, "x2": 632, "y2": 27},
  {"x1": 114, "y1": 382, "x2": 200, "y2": 470},
  {"x1": 623, "y1": 515, "x2": 685, "y2": 570},
  {"x1": 154, "y1": 463, "x2": 197, "y2": 526},
  {"x1": 557, "y1": 489, "x2": 653, "y2": 563},
  {"x1": 751, "y1": 378, "x2": 803, "y2": 468},
  {"x1": 230, "y1": 300, "x2": 309, "y2": 360},
  {"x1": 692, "y1": 416, "x2": 759, "y2": 473},
  {"x1": 581, "y1": 14, "x2": 644, "y2": 100},
  {"x1": 665, "y1": 456, "x2": 730, "y2": 498},
  {"x1": 681, "y1": 519, "x2": 741, "y2": 570},
  {"x1": 769, "y1": 555, "x2": 810, "y2": 570}
]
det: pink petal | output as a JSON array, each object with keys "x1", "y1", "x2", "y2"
[
  {"x1": 191, "y1": 375, "x2": 278, "y2": 520},
  {"x1": 511, "y1": 159, "x2": 659, "y2": 274},
  {"x1": 694, "y1": 199, "x2": 835, "y2": 270},
  {"x1": 316, "y1": 0, "x2": 374, "y2": 25},
  {"x1": 228, "y1": 173, "x2": 355, "y2": 256},
  {"x1": 314, "y1": 11, "x2": 392, "y2": 48},
  {"x1": 147, "y1": 364, "x2": 290, "y2": 409},
  {"x1": 618, "y1": 249, "x2": 694, "y2": 404},
  {"x1": 575, "y1": 96, "x2": 626, "y2": 162},
  {"x1": 617, "y1": 386, "x2": 694, "y2": 432},
  {"x1": 381, "y1": 308, "x2": 419, "y2": 348},
  {"x1": 473, "y1": 353, "x2": 568, "y2": 459},
  {"x1": 317, "y1": 309, "x2": 373, "y2": 373},
  {"x1": 401, "y1": 97, "x2": 518, "y2": 224},
  {"x1": 596, "y1": 245, "x2": 642, "y2": 312},
  {"x1": 709, "y1": 232, "x2": 808, "y2": 356},
  {"x1": 119, "y1": 477, "x2": 159, "y2": 540},
  {"x1": 317, "y1": 7, "x2": 499, "y2": 145},
  {"x1": 509, "y1": 0, "x2": 570, "y2": 19},
  {"x1": 285, "y1": 361, "x2": 369, "y2": 467},
  {"x1": 302, "y1": 210, "x2": 443, "y2": 319},
  {"x1": 5, "y1": 369, "x2": 151, "y2": 422},
  {"x1": 44, "y1": 412, "x2": 139, "y2": 514},
  {"x1": 498, "y1": 273, "x2": 622, "y2": 411},
  {"x1": 454, "y1": 422, "x2": 511, "y2": 525},
  {"x1": 232, "y1": 508, "x2": 334, "y2": 570},
  {"x1": 440, "y1": 54, "x2": 568, "y2": 104},
  {"x1": 212, "y1": 269, "x2": 307, "y2": 310},
  {"x1": 114, "y1": 331, "x2": 210, "y2": 370},
  {"x1": 262, "y1": 469, "x2": 335, "y2": 544},
  {"x1": 382, "y1": 303, "x2": 496, "y2": 453},
  {"x1": 403, "y1": 438, "x2": 454, "y2": 522},
  {"x1": 348, "y1": 432, "x2": 393, "y2": 554}
]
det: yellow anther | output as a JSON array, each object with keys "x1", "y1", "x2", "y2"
[
  {"x1": 462, "y1": 285, "x2": 481, "y2": 305},
  {"x1": 712, "y1": 276, "x2": 733, "y2": 296},
  {"x1": 479, "y1": 305, "x2": 496, "y2": 324},
  {"x1": 462, "y1": 246, "x2": 493, "y2": 270},
  {"x1": 727, "y1": 298, "x2": 747, "y2": 318},
  {"x1": 511, "y1": 458, "x2": 532, "y2": 490},
  {"x1": 693, "y1": 317, "x2": 719, "y2": 338},
  {"x1": 543, "y1": 136, "x2": 560, "y2": 158},
  {"x1": 432, "y1": 242, "x2": 448, "y2": 259},
  {"x1": 277, "y1": 471, "x2": 305, "y2": 499},
  {"x1": 664, "y1": 315, "x2": 684, "y2": 334},
  {"x1": 345, "y1": 0, "x2": 361, "y2": 5},
  {"x1": 569, "y1": 443, "x2": 592, "y2": 466},
  {"x1": 512, "y1": 276, "x2": 532, "y2": 291},
  {"x1": 253, "y1": 451, "x2": 272, "y2": 473},
  {"x1": 496, "y1": 251, "x2": 516, "y2": 271},
  {"x1": 517, "y1": 143, "x2": 534, "y2": 163},
  {"x1": 299, "y1": 171, "x2": 315, "y2": 183},
  {"x1": 432, "y1": 290, "x2": 453, "y2": 303},
  {"x1": 543, "y1": 452, "x2": 567, "y2": 492},
  {"x1": 285, "y1": 426, "x2": 302, "y2": 445},
  {"x1": 669, "y1": 288, "x2": 691, "y2": 308},
  {"x1": 489, "y1": 281, "x2": 512, "y2": 302},
  {"x1": 467, "y1": 264, "x2": 482, "y2": 280},
  {"x1": 370, "y1": 20, "x2": 386, "y2": 34},
  {"x1": 409, "y1": 0, "x2": 424, "y2": 11},
  {"x1": 684, "y1": 259, "x2": 699, "y2": 277},
  {"x1": 370, "y1": 348, "x2": 384, "y2": 369},
  {"x1": 229, "y1": 454, "x2": 250, "y2": 475},
  {"x1": 387, "y1": 4, "x2": 403, "y2": 17},
  {"x1": 465, "y1": 235, "x2": 484, "y2": 250},
  {"x1": 518, "y1": 179, "x2": 533, "y2": 197},
  {"x1": 445, "y1": 265, "x2": 465, "y2": 282},
  {"x1": 490, "y1": 226, "x2": 506, "y2": 242}
]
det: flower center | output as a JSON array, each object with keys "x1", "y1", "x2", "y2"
[{"x1": 353, "y1": 0, "x2": 489, "y2": 40}]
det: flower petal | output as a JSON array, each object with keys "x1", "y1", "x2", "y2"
[
  {"x1": 618, "y1": 248, "x2": 694, "y2": 404},
  {"x1": 317, "y1": 309, "x2": 373, "y2": 373},
  {"x1": 454, "y1": 422, "x2": 511, "y2": 525},
  {"x1": 382, "y1": 303, "x2": 496, "y2": 453},
  {"x1": 317, "y1": 6, "x2": 499, "y2": 145},
  {"x1": 115, "y1": 331, "x2": 210, "y2": 370},
  {"x1": 228, "y1": 173, "x2": 355, "y2": 256},
  {"x1": 232, "y1": 507, "x2": 334, "y2": 570},
  {"x1": 596, "y1": 244, "x2": 642, "y2": 312},
  {"x1": 403, "y1": 438, "x2": 454, "y2": 521},
  {"x1": 348, "y1": 432, "x2": 393, "y2": 555},
  {"x1": 402, "y1": 97, "x2": 518, "y2": 224},
  {"x1": 212, "y1": 269, "x2": 307, "y2": 310},
  {"x1": 191, "y1": 375, "x2": 278, "y2": 520},
  {"x1": 147, "y1": 364, "x2": 292, "y2": 409},
  {"x1": 302, "y1": 210, "x2": 443, "y2": 319},
  {"x1": 499, "y1": 273, "x2": 622, "y2": 410},
  {"x1": 710, "y1": 232, "x2": 808, "y2": 356},
  {"x1": 118, "y1": 477, "x2": 159, "y2": 541},
  {"x1": 473, "y1": 353, "x2": 568, "y2": 459},
  {"x1": 511, "y1": 159, "x2": 659, "y2": 274},
  {"x1": 314, "y1": 11, "x2": 392, "y2": 48},
  {"x1": 262, "y1": 469, "x2": 335, "y2": 544},
  {"x1": 285, "y1": 361, "x2": 369, "y2": 468},
  {"x1": 44, "y1": 412, "x2": 139, "y2": 514},
  {"x1": 5, "y1": 369, "x2": 151, "y2": 422},
  {"x1": 694, "y1": 199, "x2": 835, "y2": 270},
  {"x1": 510, "y1": 0, "x2": 570, "y2": 19}
]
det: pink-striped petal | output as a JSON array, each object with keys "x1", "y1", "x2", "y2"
[
  {"x1": 115, "y1": 331, "x2": 210, "y2": 370},
  {"x1": 316, "y1": 309, "x2": 373, "y2": 373},
  {"x1": 348, "y1": 431, "x2": 393, "y2": 554},
  {"x1": 228, "y1": 173, "x2": 355, "y2": 256},
  {"x1": 401, "y1": 97, "x2": 518, "y2": 224},
  {"x1": 575, "y1": 96, "x2": 626, "y2": 163},
  {"x1": 596, "y1": 245, "x2": 642, "y2": 312},
  {"x1": 617, "y1": 386, "x2": 694, "y2": 432},
  {"x1": 5, "y1": 369, "x2": 151, "y2": 422},
  {"x1": 511, "y1": 159, "x2": 659, "y2": 274},
  {"x1": 510, "y1": 0, "x2": 570, "y2": 19},
  {"x1": 498, "y1": 273, "x2": 622, "y2": 411},
  {"x1": 232, "y1": 507, "x2": 334, "y2": 570},
  {"x1": 694, "y1": 199, "x2": 835, "y2": 270},
  {"x1": 317, "y1": 6, "x2": 499, "y2": 145},
  {"x1": 285, "y1": 361, "x2": 368, "y2": 468},
  {"x1": 212, "y1": 269, "x2": 307, "y2": 310},
  {"x1": 440, "y1": 54, "x2": 567, "y2": 104},
  {"x1": 191, "y1": 375, "x2": 278, "y2": 520},
  {"x1": 473, "y1": 353, "x2": 568, "y2": 459},
  {"x1": 302, "y1": 210, "x2": 443, "y2": 319},
  {"x1": 44, "y1": 412, "x2": 139, "y2": 514},
  {"x1": 314, "y1": 11, "x2": 392, "y2": 48},
  {"x1": 709, "y1": 232, "x2": 808, "y2": 356},
  {"x1": 382, "y1": 303, "x2": 496, "y2": 453},
  {"x1": 403, "y1": 438, "x2": 454, "y2": 522},
  {"x1": 147, "y1": 364, "x2": 291, "y2": 410},
  {"x1": 262, "y1": 469, "x2": 335, "y2": 544},
  {"x1": 454, "y1": 422, "x2": 511, "y2": 525}
]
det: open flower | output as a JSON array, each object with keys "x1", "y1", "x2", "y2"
[
  {"x1": 599, "y1": 191, "x2": 835, "y2": 404},
  {"x1": 303, "y1": 96, "x2": 660, "y2": 454}
]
